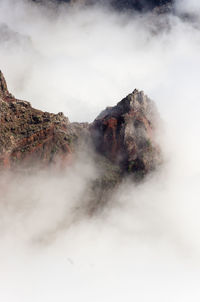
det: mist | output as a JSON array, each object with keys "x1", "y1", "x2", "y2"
[
  {"x1": 0, "y1": 0, "x2": 200, "y2": 301},
  {"x1": 175, "y1": 0, "x2": 200, "y2": 15}
]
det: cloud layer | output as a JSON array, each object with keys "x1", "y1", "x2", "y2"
[{"x1": 0, "y1": 0, "x2": 200, "y2": 301}]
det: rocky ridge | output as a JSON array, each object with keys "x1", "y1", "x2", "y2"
[
  {"x1": 0, "y1": 70, "x2": 160, "y2": 189},
  {"x1": 0, "y1": 71, "x2": 89, "y2": 169}
]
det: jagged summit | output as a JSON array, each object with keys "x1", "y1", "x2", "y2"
[
  {"x1": 91, "y1": 89, "x2": 160, "y2": 177},
  {"x1": 0, "y1": 70, "x2": 12, "y2": 99},
  {"x1": 95, "y1": 90, "x2": 144, "y2": 120}
]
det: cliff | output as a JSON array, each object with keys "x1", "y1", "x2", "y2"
[{"x1": 0, "y1": 71, "x2": 88, "y2": 169}]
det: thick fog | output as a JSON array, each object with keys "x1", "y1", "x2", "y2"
[
  {"x1": 0, "y1": 0, "x2": 200, "y2": 301},
  {"x1": 175, "y1": 0, "x2": 200, "y2": 15}
]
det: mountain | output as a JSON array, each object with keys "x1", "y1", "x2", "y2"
[{"x1": 0, "y1": 70, "x2": 161, "y2": 207}]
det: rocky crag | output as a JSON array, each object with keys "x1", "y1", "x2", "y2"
[
  {"x1": 91, "y1": 89, "x2": 160, "y2": 180},
  {"x1": 0, "y1": 71, "x2": 89, "y2": 169},
  {"x1": 0, "y1": 70, "x2": 161, "y2": 206}
]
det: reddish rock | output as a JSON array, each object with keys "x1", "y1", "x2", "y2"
[
  {"x1": 90, "y1": 89, "x2": 161, "y2": 178},
  {"x1": 0, "y1": 71, "x2": 13, "y2": 100},
  {"x1": 0, "y1": 70, "x2": 88, "y2": 169},
  {"x1": 0, "y1": 70, "x2": 161, "y2": 180}
]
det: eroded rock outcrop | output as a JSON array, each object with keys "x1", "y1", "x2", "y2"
[
  {"x1": 0, "y1": 71, "x2": 12, "y2": 99},
  {"x1": 0, "y1": 71, "x2": 88, "y2": 169},
  {"x1": 90, "y1": 89, "x2": 160, "y2": 179}
]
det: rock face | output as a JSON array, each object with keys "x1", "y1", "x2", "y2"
[
  {"x1": 0, "y1": 71, "x2": 88, "y2": 169},
  {"x1": 0, "y1": 71, "x2": 12, "y2": 99},
  {"x1": 91, "y1": 89, "x2": 160, "y2": 179},
  {"x1": 0, "y1": 70, "x2": 160, "y2": 181}
]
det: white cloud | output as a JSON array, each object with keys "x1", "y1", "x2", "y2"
[
  {"x1": 0, "y1": 0, "x2": 200, "y2": 301},
  {"x1": 175, "y1": 0, "x2": 200, "y2": 15}
]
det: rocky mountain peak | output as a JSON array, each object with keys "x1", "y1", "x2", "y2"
[
  {"x1": 0, "y1": 69, "x2": 161, "y2": 188},
  {"x1": 91, "y1": 89, "x2": 160, "y2": 179},
  {"x1": 0, "y1": 70, "x2": 12, "y2": 99}
]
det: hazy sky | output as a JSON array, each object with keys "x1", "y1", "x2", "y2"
[{"x1": 0, "y1": 0, "x2": 200, "y2": 301}]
